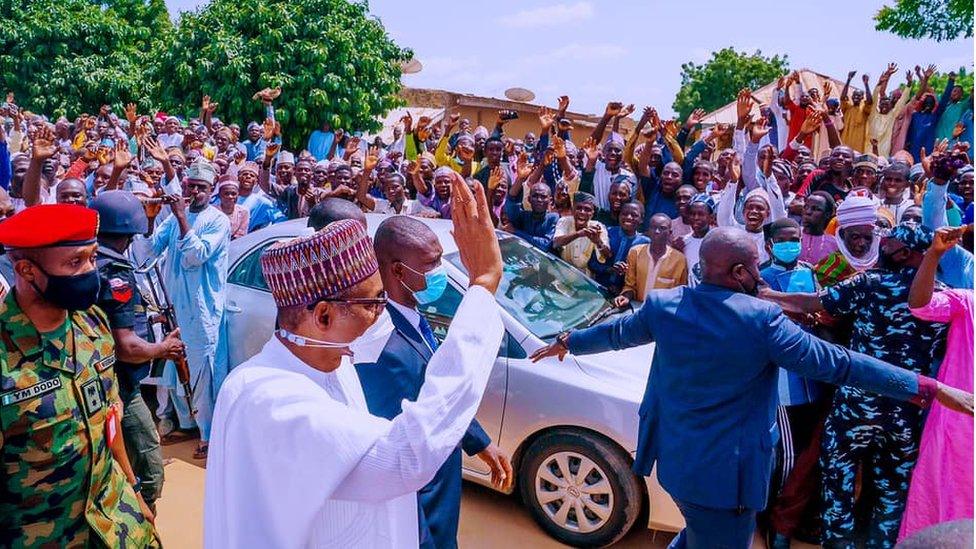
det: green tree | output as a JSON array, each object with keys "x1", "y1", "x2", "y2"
[
  {"x1": 926, "y1": 67, "x2": 975, "y2": 96},
  {"x1": 0, "y1": 0, "x2": 171, "y2": 117},
  {"x1": 875, "y1": 0, "x2": 973, "y2": 42},
  {"x1": 672, "y1": 48, "x2": 789, "y2": 121},
  {"x1": 155, "y1": 0, "x2": 410, "y2": 150}
]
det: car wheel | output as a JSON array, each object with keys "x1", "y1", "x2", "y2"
[{"x1": 519, "y1": 430, "x2": 643, "y2": 547}]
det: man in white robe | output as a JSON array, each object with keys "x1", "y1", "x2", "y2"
[{"x1": 204, "y1": 176, "x2": 504, "y2": 548}]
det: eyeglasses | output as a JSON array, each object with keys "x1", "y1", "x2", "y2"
[{"x1": 307, "y1": 292, "x2": 388, "y2": 313}]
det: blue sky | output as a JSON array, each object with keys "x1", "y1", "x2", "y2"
[{"x1": 163, "y1": 0, "x2": 973, "y2": 117}]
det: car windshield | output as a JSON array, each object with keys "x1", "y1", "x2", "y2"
[{"x1": 445, "y1": 234, "x2": 612, "y2": 340}]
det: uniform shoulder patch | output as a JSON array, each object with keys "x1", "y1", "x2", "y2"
[
  {"x1": 109, "y1": 277, "x2": 133, "y2": 303},
  {"x1": 95, "y1": 354, "x2": 116, "y2": 372}
]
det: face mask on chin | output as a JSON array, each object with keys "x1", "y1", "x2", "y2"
[
  {"x1": 731, "y1": 263, "x2": 762, "y2": 297},
  {"x1": 278, "y1": 308, "x2": 394, "y2": 360}
]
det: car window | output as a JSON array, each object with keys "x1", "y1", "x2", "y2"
[
  {"x1": 228, "y1": 239, "x2": 282, "y2": 291},
  {"x1": 445, "y1": 235, "x2": 611, "y2": 340},
  {"x1": 419, "y1": 283, "x2": 520, "y2": 358}
]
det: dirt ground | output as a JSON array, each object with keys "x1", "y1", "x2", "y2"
[{"x1": 155, "y1": 438, "x2": 674, "y2": 548}]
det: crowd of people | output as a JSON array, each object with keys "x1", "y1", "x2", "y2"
[{"x1": 0, "y1": 60, "x2": 973, "y2": 548}]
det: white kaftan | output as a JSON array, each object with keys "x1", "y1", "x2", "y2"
[{"x1": 203, "y1": 286, "x2": 503, "y2": 548}]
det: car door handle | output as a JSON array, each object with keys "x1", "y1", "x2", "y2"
[{"x1": 226, "y1": 303, "x2": 242, "y2": 313}]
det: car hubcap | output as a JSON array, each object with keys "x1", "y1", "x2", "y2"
[{"x1": 534, "y1": 451, "x2": 613, "y2": 533}]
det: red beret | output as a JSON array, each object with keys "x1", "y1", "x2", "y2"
[{"x1": 0, "y1": 205, "x2": 99, "y2": 249}]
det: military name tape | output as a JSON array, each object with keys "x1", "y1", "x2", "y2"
[{"x1": 1, "y1": 378, "x2": 62, "y2": 406}]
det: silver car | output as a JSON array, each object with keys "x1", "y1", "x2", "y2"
[{"x1": 223, "y1": 215, "x2": 682, "y2": 546}]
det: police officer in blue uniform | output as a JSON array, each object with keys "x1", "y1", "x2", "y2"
[{"x1": 92, "y1": 190, "x2": 184, "y2": 511}]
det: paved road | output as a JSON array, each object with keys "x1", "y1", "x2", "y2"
[{"x1": 156, "y1": 440, "x2": 673, "y2": 547}]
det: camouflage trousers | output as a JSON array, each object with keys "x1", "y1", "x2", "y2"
[
  {"x1": 819, "y1": 387, "x2": 921, "y2": 549},
  {"x1": 120, "y1": 384, "x2": 165, "y2": 509}
]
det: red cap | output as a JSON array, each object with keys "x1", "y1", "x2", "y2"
[{"x1": 0, "y1": 205, "x2": 99, "y2": 249}]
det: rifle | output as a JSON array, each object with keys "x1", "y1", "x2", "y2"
[{"x1": 136, "y1": 257, "x2": 195, "y2": 417}]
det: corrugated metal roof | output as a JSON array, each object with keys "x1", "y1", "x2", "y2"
[{"x1": 700, "y1": 68, "x2": 847, "y2": 125}]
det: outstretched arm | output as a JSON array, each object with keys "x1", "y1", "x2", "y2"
[{"x1": 767, "y1": 309, "x2": 973, "y2": 414}]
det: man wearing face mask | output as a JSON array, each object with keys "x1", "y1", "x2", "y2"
[
  {"x1": 759, "y1": 218, "x2": 827, "y2": 547},
  {"x1": 0, "y1": 204, "x2": 158, "y2": 547},
  {"x1": 355, "y1": 214, "x2": 512, "y2": 548},
  {"x1": 92, "y1": 191, "x2": 185, "y2": 511},
  {"x1": 761, "y1": 223, "x2": 953, "y2": 547},
  {"x1": 529, "y1": 226, "x2": 973, "y2": 548},
  {"x1": 205, "y1": 177, "x2": 505, "y2": 548}
]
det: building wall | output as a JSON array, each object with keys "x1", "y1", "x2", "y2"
[{"x1": 398, "y1": 87, "x2": 634, "y2": 148}]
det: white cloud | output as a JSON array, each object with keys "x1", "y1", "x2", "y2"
[
  {"x1": 520, "y1": 43, "x2": 626, "y2": 66},
  {"x1": 420, "y1": 55, "x2": 482, "y2": 75},
  {"x1": 404, "y1": 55, "x2": 518, "y2": 96},
  {"x1": 497, "y1": 1, "x2": 594, "y2": 29}
]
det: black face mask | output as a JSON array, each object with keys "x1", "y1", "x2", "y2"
[
  {"x1": 878, "y1": 244, "x2": 913, "y2": 271},
  {"x1": 731, "y1": 263, "x2": 762, "y2": 297},
  {"x1": 30, "y1": 263, "x2": 101, "y2": 311}
]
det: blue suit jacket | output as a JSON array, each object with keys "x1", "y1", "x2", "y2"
[
  {"x1": 567, "y1": 283, "x2": 920, "y2": 511},
  {"x1": 355, "y1": 303, "x2": 491, "y2": 548}
]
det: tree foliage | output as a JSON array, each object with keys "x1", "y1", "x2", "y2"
[
  {"x1": 875, "y1": 0, "x2": 973, "y2": 42},
  {"x1": 154, "y1": 0, "x2": 410, "y2": 150},
  {"x1": 926, "y1": 67, "x2": 975, "y2": 96},
  {"x1": 672, "y1": 48, "x2": 789, "y2": 121},
  {"x1": 0, "y1": 0, "x2": 171, "y2": 117}
]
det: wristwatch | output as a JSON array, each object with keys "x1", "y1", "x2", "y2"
[
  {"x1": 131, "y1": 476, "x2": 142, "y2": 493},
  {"x1": 555, "y1": 331, "x2": 571, "y2": 350}
]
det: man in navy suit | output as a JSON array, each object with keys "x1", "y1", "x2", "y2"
[
  {"x1": 356, "y1": 214, "x2": 512, "y2": 548},
  {"x1": 531, "y1": 226, "x2": 973, "y2": 548}
]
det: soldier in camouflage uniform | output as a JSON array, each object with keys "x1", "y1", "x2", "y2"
[
  {"x1": 0, "y1": 204, "x2": 158, "y2": 547},
  {"x1": 92, "y1": 191, "x2": 184, "y2": 512}
]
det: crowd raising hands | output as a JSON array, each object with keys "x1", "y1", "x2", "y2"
[{"x1": 0, "y1": 59, "x2": 972, "y2": 545}]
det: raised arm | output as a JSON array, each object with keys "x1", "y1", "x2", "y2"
[
  {"x1": 106, "y1": 140, "x2": 132, "y2": 191},
  {"x1": 356, "y1": 147, "x2": 378, "y2": 211},
  {"x1": 258, "y1": 142, "x2": 280, "y2": 195},
  {"x1": 508, "y1": 154, "x2": 526, "y2": 199},
  {"x1": 910, "y1": 227, "x2": 962, "y2": 308},
  {"x1": 841, "y1": 70, "x2": 856, "y2": 101},
  {"x1": 408, "y1": 160, "x2": 429, "y2": 197},
  {"x1": 935, "y1": 71, "x2": 958, "y2": 118},
  {"x1": 590, "y1": 102, "x2": 622, "y2": 143},
  {"x1": 23, "y1": 125, "x2": 57, "y2": 207},
  {"x1": 862, "y1": 74, "x2": 875, "y2": 106},
  {"x1": 552, "y1": 137, "x2": 575, "y2": 181},
  {"x1": 823, "y1": 111, "x2": 842, "y2": 148},
  {"x1": 143, "y1": 135, "x2": 177, "y2": 184},
  {"x1": 611, "y1": 104, "x2": 634, "y2": 135}
]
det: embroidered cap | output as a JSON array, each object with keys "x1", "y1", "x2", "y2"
[{"x1": 260, "y1": 219, "x2": 378, "y2": 308}]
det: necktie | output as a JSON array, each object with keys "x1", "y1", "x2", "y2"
[{"x1": 417, "y1": 315, "x2": 439, "y2": 352}]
